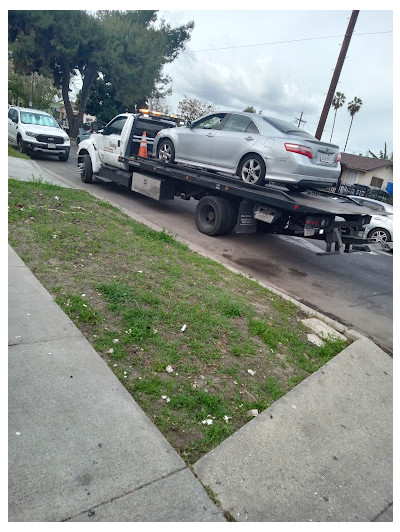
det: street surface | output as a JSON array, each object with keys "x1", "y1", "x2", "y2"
[{"x1": 34, "y1": 146, "x2": 393, "y2": 353}]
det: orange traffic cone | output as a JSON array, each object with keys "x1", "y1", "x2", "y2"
[{"x1": 138, "y1": 131, "x2": 148, "y2": 158}]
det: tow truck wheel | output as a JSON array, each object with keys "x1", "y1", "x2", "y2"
[
  {"x1": 81, "y1": 154, "x2": 93, "y2": 183},
  {"x1": 195, "y1": 196, "x2": 235, "y2": 236},
  {"x1": 238, "y1": 154, "x2": 266, "y2": 186},
  {"x1": 157, "y1": 139, "x2": 175, "y2": 164},
  {"x1": 367, "y1": 227, "x2": 391, "y2": 243}
]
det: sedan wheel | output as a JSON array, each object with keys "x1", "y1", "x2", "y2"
[
  {"x1": 238, "y1": 154, "x2": 266, "y2": 186},
  {"x1": 367, "y1": 228, "x2": 391, "y2": 243},
  {"x1": 157, "y1": 139, "x2": 175, "y2": 164}
]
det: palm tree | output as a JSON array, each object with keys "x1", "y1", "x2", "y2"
[
  {"x1": 330, "y1": 92, "x2": 346, "y2": 142},
  {"x1": 343, "y1": 97, "x2": 363, "y2": 152}
]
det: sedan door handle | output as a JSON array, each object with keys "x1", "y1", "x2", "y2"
[
  {"x1": 245, "y1": 136, "x2": 254, "y2": 141},
  {"x1": 206, "y1": 133, "x2": 215, "y2": 137}
]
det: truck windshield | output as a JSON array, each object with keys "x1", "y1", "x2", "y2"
[{"x1": 21, "y1": 112, "x2": 59, "y2": 128}]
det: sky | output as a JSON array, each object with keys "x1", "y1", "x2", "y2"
[
  {"x1": 6, "y1": 3, "x2": 395, "y2": 158},
  {"x1": 154, "y1": 6, "x2": 394, "y2": 157}
]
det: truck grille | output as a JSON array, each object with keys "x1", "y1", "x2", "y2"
[{"x1": 37, "y1": 135, "x2": 64, "y2": 144}]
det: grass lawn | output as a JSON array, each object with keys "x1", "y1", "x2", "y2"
[
  {"x1": 8, "y1": 178, "x2": 348, "y2": 463},
  {"x1": 8, "y1": 145, "x2": 30, "y2": 159}
]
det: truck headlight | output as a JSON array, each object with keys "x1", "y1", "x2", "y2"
[{"x1": 26, "y1": 132, "x2": 39, "y2": 138}]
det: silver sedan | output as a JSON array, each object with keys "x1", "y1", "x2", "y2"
[{"x1": 153, "y1": 111, "x2": 341, "y2": 189}]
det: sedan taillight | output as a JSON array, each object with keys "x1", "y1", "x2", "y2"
[
  {"x1": 335, "y1": 153, "x2": 341, "y2": 163},
  {"x1": 285, "y1": 143, "x2": 313, "y2": 159}
]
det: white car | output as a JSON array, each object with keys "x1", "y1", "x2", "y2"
[
  {"x1": 8, "y1": 106, "x2": 70, "y2": 161},
  {"x1": 348, "y1": 196, "x2": 393, "y2": 243}
]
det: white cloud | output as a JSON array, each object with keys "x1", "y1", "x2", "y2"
[{"x1": 159, "y1": 9, "x2": 394, "y2": 155}]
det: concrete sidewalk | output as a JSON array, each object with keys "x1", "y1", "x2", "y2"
[
  {"x1": 8, "y1": 246, "x2": 225, "y2": 522},
  {"x1": 8, "y1": 244, "x2": 393, "y2": 522},
  {"x1": 8, "y1": 158, "x2": 393, "y2": 521},
  {"x1": 194, "y1": 337, "x2": 393, "y2": 521}
]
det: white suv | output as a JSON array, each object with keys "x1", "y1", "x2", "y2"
[{"x1": 8, "y1": 106, "x2": 70, "y2": 161}]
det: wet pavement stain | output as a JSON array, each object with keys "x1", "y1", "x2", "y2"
[
  {"x1": 288, "y1": 268, "x2": 308, "y2": 278},
  {"x1": 222, "y1": 254, "x2": 282, "y2": 276}
]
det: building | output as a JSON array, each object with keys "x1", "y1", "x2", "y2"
[
  {"x1": 340, "y1": 153, "x2": 393, "y2": 192},
  {"x1": 50, "y1": 100, "x2": 96, "y2": 131}
]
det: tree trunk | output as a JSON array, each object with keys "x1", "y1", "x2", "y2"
[
  {"x1": 61, "y1": 60, "x2": 98, "y2": 138},
  {"x1": 343, "y1": 116, "x2": 354, "y2": 152},
  {"x1": 330, "y1": 110, "x2": 337, "y2": 143},
  {"x1": 76, "y1": 63, "x2": 98, "y2": 133}
]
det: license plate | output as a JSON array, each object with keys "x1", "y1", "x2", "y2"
[
  {"x1": 320, "y1": 153, "x2": 332, "y2": 163},
  {"x1": 48, "y1": 143, "x2": 56, "y2": 149}
]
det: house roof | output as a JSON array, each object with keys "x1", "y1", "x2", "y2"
[{"x1": 340, "y1": 153, "x2": 393, "y2": 172}]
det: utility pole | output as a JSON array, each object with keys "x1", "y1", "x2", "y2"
[
  {"x1": 315, "y1": 10, "x2": 359, "y2": 140},
  {"x1": 295, "y1": 111, "x2": 307, "y2": 128}
]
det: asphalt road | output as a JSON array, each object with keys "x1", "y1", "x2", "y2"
[{"x1": 35, "y1": 146, "x2": 393, "y2": 353}]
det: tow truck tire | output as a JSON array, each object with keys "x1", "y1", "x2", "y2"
[
  {"x1": 157, "y1": 139, "x2": 175, "y2": 164},
  {"x1": 367, "y1": 227, "x2": 391, "y2": 243},
  {"x1": 195, "y1": 196, "x2": 235, "y2": 236},
  {"x1": 81, "y1": 154, "x2": 93, "y2": 183},
  {"x1": 238, "y1": 154, "x2": 266, "y2": 186}
]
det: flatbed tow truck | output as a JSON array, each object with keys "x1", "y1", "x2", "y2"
[{"x1": 77, "y1": 111, "x2": 377, "y2": 255}]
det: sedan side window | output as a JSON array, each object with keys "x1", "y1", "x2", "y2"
[
  {"x1": 192, "y1": 113, "x2": 226, "y2": 130},
  {"x1": 223, "y1": 114, "x2": 259, "y2": 134}
]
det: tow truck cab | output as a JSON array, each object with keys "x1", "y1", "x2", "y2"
[{"x1": 78, "y1": 109, "x2": 183, "y2": 172}]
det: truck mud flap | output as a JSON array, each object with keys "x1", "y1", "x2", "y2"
[{"x1": 236, "y1": 199, "x2": 257, "y2": 234}]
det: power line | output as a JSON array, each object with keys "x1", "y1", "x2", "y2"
[{"x1": 182, "y1": 31, "x2": 392, "y2": 54}]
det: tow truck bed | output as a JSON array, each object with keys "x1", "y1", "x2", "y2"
[
  {"x1": 122, "y1": 155, "x2": 371, "y2": 218},
  {"x1": 85, "y1": 154, "x2": 375, "y2": 254}
]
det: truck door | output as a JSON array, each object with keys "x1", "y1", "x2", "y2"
[{"x1": 97, "y1": 115, "x2": 128, "y2": 168}]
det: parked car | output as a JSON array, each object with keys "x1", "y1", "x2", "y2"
[
  {"x1": 8, "y1": 106, "x2": 70, "y2": 161},
  {"x1": 348, "y1": 196, "x2": 393, "y2": 243},
  {"x1": 76, "y1": 122, "x2": 99, "y2": 145},
  {"x1": 153, "y1": 111, "x2": 341, "y2": 189}
]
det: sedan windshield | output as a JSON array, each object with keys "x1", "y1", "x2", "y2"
[{"x1": 20, "y1": 112, "x2": 60, "y2": 128}]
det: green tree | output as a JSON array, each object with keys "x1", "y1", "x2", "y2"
[
  {"x1": 8, "y1": 59, "x2": 60, "y2": 109},
  {"x1": 368, "y1": 143, "x2": 393, "y2": 161},
  {"x1": 97, "y1": 11, "x2": 193, "y2": 111},
  {"x1": 79, "y1": 77, "x2": 124, "y2": 125},
  {"x1": 343, "y1": 96, "x2": 363, "y2": 152},
  {"x1": 8, "y1": 10, "x2": 193, "y2": 136},
  {"x1": 329, "y1": 91, "x2": 346, "y2": 142}
]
